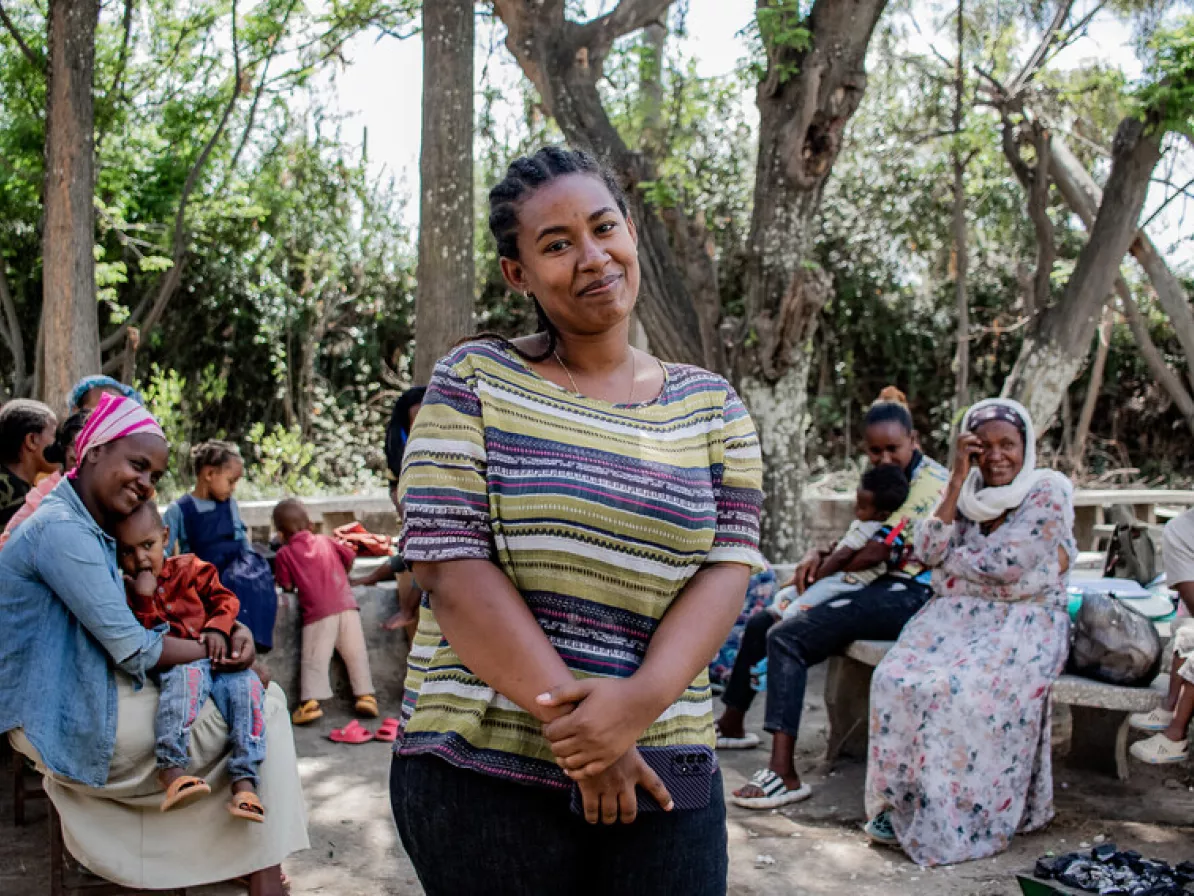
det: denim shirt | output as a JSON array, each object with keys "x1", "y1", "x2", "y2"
[{"x1": 0, "y1": 480, "x2": 165, "y2": 786}]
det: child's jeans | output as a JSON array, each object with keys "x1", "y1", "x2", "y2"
[
  {"x1": 155, "y1": 658, "x2": 266, "y2": 786},
  {"x1": 775, "y1": 573, "x2": 866, "y2": 621},
  {"x1": 300, "y1": 609, "x2": 375, "y2": 701}
]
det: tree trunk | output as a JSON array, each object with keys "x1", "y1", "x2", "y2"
[
  {"x1": 950, "y1": 0, "x2": 969, "y2": 429},
  {"x1": 1049, "y1": 136, "x2": 1194, "y2": 389},
  {"x1": 1002, "y1": 115, "x2": 1163, "y2": 426},
  {"x1": 740, "y1": 0, "x2": 888, "y2": 560},
  {"x1": 639, "y1": 19, "x2": 666, "y2": 159},
  {"x1": 1117, "y1": 280, "x2": 1194, "y2": 433},
  {"x1": 42, "y1": 0, "x2": 100, "y2": 410},
  {"x1": 1068, "y1": 304, "x2": 1113, "y2": 471},
  {"x1": 413, "y1": 0, "x2": 475, "y2": 383}
]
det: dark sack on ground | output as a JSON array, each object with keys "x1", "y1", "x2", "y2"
[{"x1": 1068, "y1": 593, "x2": 1162, "y2": 687}]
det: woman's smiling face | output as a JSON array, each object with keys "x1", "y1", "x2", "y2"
[
  {"x1": 499, "y1": 173, "x2": 640, "y2": 337},
  {"x1": 90, "y1": 433, "x2": 169, "y2": 517},
  {"x1": 974, "y1": 419, "x2": 1024, "y2": 487}
]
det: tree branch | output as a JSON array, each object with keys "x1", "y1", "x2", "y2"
[
  {"x1": 0, "y1": 1, "x2": 44, "y2": 71},
  {"x1": 102, "y1": 0, "x2": 245, "y2": 355},
  {"x1": 574, "y1": 0, "x2": 672, "y2": 61},
  {"x1": 1141, "y1": 173, "x2": 1194, "y2": 230},
  {"x1": 1027, "y1": 121, "x2": 1055, "y2": 314},
  {"x1": 0, "y1": 256, "x2": 25, "y2": 390},
  {"x1": 1006, "y1": 0, "x2": 1075, "y2": 98},
  {"x1": 107, "y1": 0, "x2": 135, "y2": 102},
  {"x1": 1118, "y1": 279, "x2": 1194, "y2": 434}
]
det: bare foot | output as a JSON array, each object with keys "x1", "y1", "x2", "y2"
[{"x1": 158, "y1": 767, "x2": 186, "y2": 790}]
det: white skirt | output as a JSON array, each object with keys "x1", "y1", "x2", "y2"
[{"x1": 11, "y1": 673, "x2": 310, "y2": 889}]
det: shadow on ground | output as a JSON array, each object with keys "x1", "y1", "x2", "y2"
[{"x1": 2, "y1": 665, "x2": 1191, "y2": 895}]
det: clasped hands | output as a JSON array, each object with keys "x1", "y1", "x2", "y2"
[{"x1": 536, "y1": 677, "x2": 675, "y2": 826}]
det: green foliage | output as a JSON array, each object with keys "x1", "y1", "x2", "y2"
[
  {"x1": 738, "y1": 0, "x2": 813, "y2": 85},
  {"x1": 1137, "y1": 16, "x2": 1194, "y2": 136},
  {"x1": 0, "y1": 0, "x2": 415, "y2": 494},
  {"x1": 243, "y1": 423, "x2": 319, "y2": 497}
]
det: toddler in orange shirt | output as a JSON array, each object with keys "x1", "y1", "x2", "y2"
[{"x1": 115, "y1": 501, "x2": 267, "y2": 821}]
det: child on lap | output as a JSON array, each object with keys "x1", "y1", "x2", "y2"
[
  {"x1": 273, "y1": 499, "x2": 378, "y2": 725},
  {"x1": 115, "y1": 502, "x2": 267, "y2": 821},
  {"x1": 770, "y1": 464, "x2": 911, "y2": 619}
]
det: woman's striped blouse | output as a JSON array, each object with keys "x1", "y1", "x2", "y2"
[{"x1": 397, "y1": 340, "x2": 765, "y2": 789}]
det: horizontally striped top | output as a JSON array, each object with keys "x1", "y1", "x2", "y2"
[{"x1": 396, "y1": 340, "x2": 765, "y2": 789}]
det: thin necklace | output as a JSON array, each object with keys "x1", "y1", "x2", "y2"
[{"x1": 553, "y1": 348, "x2": 637, "y2": 404}]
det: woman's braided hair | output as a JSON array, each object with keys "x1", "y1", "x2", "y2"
[
  {"x1": 484, "y1": 146, "x2": 631, "y2": 362},
  {"x1": 190, "y1": 439, "x2": 242, "y2": 475}
]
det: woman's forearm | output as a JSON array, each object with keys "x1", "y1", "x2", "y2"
[
  {"x1": 154, "y1": 636, "x2": 207, "y2": 670},
  {"x1": 414, "y1": 559, "x2": 577, "y2": 723},
  {"x1": 632, "y1": 563, "x2": 751, "y2": 715}
]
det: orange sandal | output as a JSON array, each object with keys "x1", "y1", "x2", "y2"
[
  {"x1": 355, "y1": 694, "x2": 379, "y2": 718},
  {"x1": 291, "y1": 699, "x2": 323, "y2": 725},
  {"x1": 160, "y1": 775, "x2": 211, "y2": 812},
  {"x1": 227, "y1": 790, "x2": 266, "y2": 823}
]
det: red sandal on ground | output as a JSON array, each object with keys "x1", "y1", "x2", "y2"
[
  {"x1": 160, "y1": 775, "x2": 211, "y2": 812},
  {"x1": 328, "y1": 719, "x2": 374, "y2": 744},
  {"x1": 374, "y1": 717, "x2": 400, "y2": 743}
]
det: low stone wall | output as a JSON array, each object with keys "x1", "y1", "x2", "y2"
[
  {"x1": 237, "y1": 488, "x2": 1194, "y2": 561},
  {"x1": 259, "y1": 557, "x2": 410, "y2": 713}
]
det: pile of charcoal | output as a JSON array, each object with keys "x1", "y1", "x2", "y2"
[{"x1": 1034, "y1": 843, "x2": 1194, "y2": 895}]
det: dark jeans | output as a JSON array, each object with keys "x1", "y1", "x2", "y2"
[
  {"x1": 721, "y1": 576, "x2": 931, "y2": 738},
  {"x1": 390, "y1": 754, "x2": 728, "y2": 896}
]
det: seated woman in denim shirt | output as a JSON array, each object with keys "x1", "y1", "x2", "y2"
[{"x1": 0, "y1": 395, "x2": 307, "y2": 895}]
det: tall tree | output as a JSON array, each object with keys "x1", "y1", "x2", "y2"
[
  {"x1": 1001, "y1": 111, "x2": 1164, "y2": 425},
  {"x1": 950, "y1": 0, "x2": 969, "y2": 427},
  {"x1": 41, "y1": 0, "x2": 100, "y2": 408},
  {"x1": 999, "y1": 17, "x2": 1194, "y2": 426},
  {"x1": 413, "y1": 0, "x2": 475, "y2": 383},
  {"x1": 493, "y1": 0, "x2": 888, "y2": 558}
]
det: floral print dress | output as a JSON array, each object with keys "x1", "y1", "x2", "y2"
[{"x1": 865, "y1": 472, "x2": 1076, "y2": 867}]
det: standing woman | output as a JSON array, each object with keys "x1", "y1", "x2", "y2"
[
  {"x1": 393, "y1": 147, "x2": 764, "y2": 896},
  {"x1": 864, "y1": 398, "x2": 1075, "y2": 866}
]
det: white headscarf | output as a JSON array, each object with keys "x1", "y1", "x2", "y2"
[{"x1": 956, "y1": 397, "x2": 1050, "y2": 523}]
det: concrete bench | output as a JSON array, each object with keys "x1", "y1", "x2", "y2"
[{"x1": 824, "y1": 640, "x2": 1168, "y2": 782}]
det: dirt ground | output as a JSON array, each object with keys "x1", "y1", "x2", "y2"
[{"x1": 3, "y1": 664, "x2": 1192, "y2": 895}]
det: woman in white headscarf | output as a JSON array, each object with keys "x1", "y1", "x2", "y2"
[{"x1": 862, "y1": 398, "x2": 1076, "y2": 867}]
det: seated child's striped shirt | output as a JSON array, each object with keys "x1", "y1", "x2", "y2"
[{"x1": 397, "y1": 340, "x2": 765, "y2": 789}]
